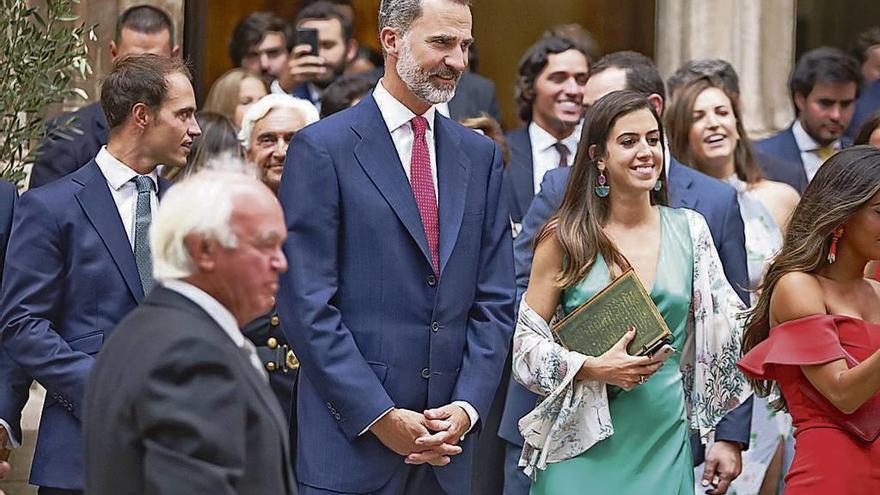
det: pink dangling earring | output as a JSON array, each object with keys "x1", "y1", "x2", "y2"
[{"x1": 827, "y1": 226, "x2": 844, "y2": 263}]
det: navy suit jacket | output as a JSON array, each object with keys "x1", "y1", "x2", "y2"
[
  {"x1": 277, "y1": 95, "x2": 515, "y2": 494},
  {"x1": 846, "y1": 79, "x2": 880, "y2": 141},
  {"x1": 0, "y1": 181, "x2": 28, "y2": 445},
  {"x1": 29, "y1": 102, "x2": 109, "y2": 189},
  {"x1": 753, "y1": 124, "x2": 856, "y2": 193},
  {"x1": 503, "y1": 127, "x2": 535, "y2": 225},
  {"x1": 498, "y1": 160, "x2": 753, "y2": 462},
  {"x1": 0, "y1": 161, "x2": 169, "y2": 489}
]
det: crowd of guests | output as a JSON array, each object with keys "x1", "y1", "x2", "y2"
[{"x1": 2, "y1": 0, "x2": 880, "y2": 494}]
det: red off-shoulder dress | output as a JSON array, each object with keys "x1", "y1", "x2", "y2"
[{"x1": 738, "y1": 315, "x2": 880, "y2": 494}]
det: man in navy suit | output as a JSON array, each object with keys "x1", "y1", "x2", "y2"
[
  {"x1": 754, "y1": 48, "x2": 860, "y2": 191},
  {"x1": 0, "y1": 181, "x2": 20, "y2": 485},
  {"x1": 277, "y1": 0, "x2": 515, "y2": 492},
  {"x1": 29, "y1": 5, "x2": 179, "y2": 189},
  {"x1": 498, "y1": 51, "x2": 753, "y2": 495},
  {"x1": 505, "y1": 36, "x2": 588, "y2": 227},
  {"x1": 0, "y1": 54, "x2": 200, "y2": 495}
]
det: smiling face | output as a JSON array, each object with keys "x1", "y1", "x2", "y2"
[
  {"x1": 245, "y1": 106, "x2": 308, "y2": 193},
  {"x1": 390, "y1": 0, "x2": 473, "y2": 104},
  {"x1": 531, "y1": 49, "x2": 589, "y2": 138},
  {"x1": 687, "y1": 87, "x2": 739, "y2": 174},
  {"x1": 597, "y1": 108, "x2": 663, "y2": 196},
  {"x1": 795, "y1": 81, "x2": 858, "y2": 146},
  {"x1": 141, "y1": 72, "x2": 201, "y2": 168}
]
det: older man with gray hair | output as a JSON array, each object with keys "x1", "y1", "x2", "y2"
[
  {"x1": 240, "y1": 94, "x2": 319, "y2": 193},
  {"x1": 83, "y1": 168, "x2": 297, "y2": 495}
]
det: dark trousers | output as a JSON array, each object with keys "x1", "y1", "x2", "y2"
[
  {"x1": 503, "y1": 442, "x2": 531, "y2": 495},
  {"x1": 298, "y1": 464, "x2": 446, "y2": 495}
]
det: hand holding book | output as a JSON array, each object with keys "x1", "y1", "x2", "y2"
[{"x1": 574, "y1": 325, "x2": 663, "y2": 390}]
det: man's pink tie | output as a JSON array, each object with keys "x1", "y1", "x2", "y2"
[{"x1": 409, "y1": 115, "x2": 440, "y2": 274}]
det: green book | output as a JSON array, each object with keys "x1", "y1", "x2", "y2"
[{"x1": 553, "y1": 268, "x2": 671, "y2": 357}]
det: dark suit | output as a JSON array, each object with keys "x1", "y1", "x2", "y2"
[
  {"x1": 278, "y1": 94, "x2": 515, "y2": 494},
  {"x1": 0, "y1": 181, "x2": 28, "y2": 447},
  {"x1": 242, "y1": 309, "x2": 297, "y2": 421},
  {"x1": 449, "y1": 72, "x2": 501, "y2": 122},
  {"x1": 29, "y1": 102, "x2": 108, "y2": 189},
  {"x1": 503, "y1": 127, "x2": 536, "y2": 225},
  {"x1": 83, "y1": 286, "x2": 297, "y2": 495},
  {"x1": 0, "y1": 161, "x2": 168, "y2": 490},
  {"x1": 753, "y1": 124, "x2": 854, "y2": 193},
  {"x1": 846, "y1": 79, "x2": 880, "y2": 141},
  {"x1": 497, "y1": 161, "x2": 753, "y2": 494}
]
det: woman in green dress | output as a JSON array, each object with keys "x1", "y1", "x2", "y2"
[{"x1": 512, "y1": 90, "x2": 750, "y2": 494}]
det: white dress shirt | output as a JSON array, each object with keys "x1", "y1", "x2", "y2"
[
  {"x1": 528, "y1": 122, "x2": 578, "y2": 194},
  {"x1": 360, "y1": 80, "x2": 478, "y2": 438},
  {"x1": 791, "y1": 119, "x2": 841, "y2": 182},
  {"x1": 94, "y1": 147, "x2": 159, "y2": 248},
  {"x1": 163, "y1": 280, "x2": 267, "y2": 381}
]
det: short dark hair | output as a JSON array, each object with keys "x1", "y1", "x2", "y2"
[
  {"x1": 115, "y1": 4, "x2": 174, "y2": 48},
  {"x1": 789, "y1": 47, "x2": 861, "y2": 111},
  {"x1": 515, "y1": 36, "x2": 586, "y2": 122},
  {"x1": 296, "y1": 0, "x2": 353, "y2": 42},
  {"x1": 544, "y1": 24, "x2": 600, "y2": 63},
  {"x1": 590, "y1": 51, "x2": 666, "y2": 102},
  {"x1": 229, "y1": 12, "x2": 294, "y2": 67},
  {"x1": 851, "y1": 27, "x2": 880, "y2": 66},
  {"x1": 101, "y1": 54, "x2": 191, "y2": 129},
  {"x1": 320, "y1": 73, "x2": 377, "y2": 118},
  {"x1": 667, "y1": 58, "x2": 740, "y2": 99}
]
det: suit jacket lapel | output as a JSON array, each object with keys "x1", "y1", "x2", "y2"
[
  {"x1": 435, "y1": 115, "x2": 469, "y2": 275},
  {"x1": 783, "y1": 126, "x2": 809, "y2": 185},
  {"x1": 352, "y1": 96, "x2": 434, "y2": 269},
  {"x1": 667, "y1": 158, "x2": 696, "y2": 210},
  {"x1": 74, "y1": 161, "x2": 144, "y2": 301}
]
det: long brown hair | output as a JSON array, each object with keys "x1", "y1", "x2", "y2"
[
  {"x1": 537, "y1": 90, "x2": 667, "y2": 288},
  {"x1": 742, "y1": 146, "x2": 880, "y2": 404},
  {"x1": 665, "y1": 76, "x2": 763, "y2": 184}
]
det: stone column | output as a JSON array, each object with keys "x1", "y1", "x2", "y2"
[{"x1": 655, "y1": 0, "x2": 796, "y2": 137}]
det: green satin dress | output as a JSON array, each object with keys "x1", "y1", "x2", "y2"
[{"x1": 531, "y1": 206, "x2": 695, "y2": 495}]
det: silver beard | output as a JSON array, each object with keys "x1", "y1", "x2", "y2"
[{"x1": 396, "y1": 37, "x2": 460, "y2": 104}]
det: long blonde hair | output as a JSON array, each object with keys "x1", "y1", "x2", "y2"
[{"x1": 203, "y1": 69, "x2": 266, "y2": 124}]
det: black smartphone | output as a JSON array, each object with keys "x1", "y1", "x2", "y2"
[{"x1": 296, "y1": 27, "x2": 319, "y2": 56}]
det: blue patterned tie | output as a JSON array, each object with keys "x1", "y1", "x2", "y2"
[{"x1": 133, "y1": 176, "x2": 154, "y2": 295}]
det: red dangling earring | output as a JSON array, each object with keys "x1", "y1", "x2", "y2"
[{"x1": 827, "y1": 226, "x2": 844, "y2": 264}]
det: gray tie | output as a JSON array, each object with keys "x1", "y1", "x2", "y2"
[{"x1": 132, "y1": 176, "x2": 154, "y2": 295}]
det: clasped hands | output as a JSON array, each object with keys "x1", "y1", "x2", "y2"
[{"x1": 370, "y1": 404, "x2": 471, "y2": 466}]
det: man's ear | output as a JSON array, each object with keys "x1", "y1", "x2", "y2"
[
  {"x1": 109, "y1": 40, "x2": 120, "y2": 62},
  {"x1": 647, "y1": 93, "x2": 664, "y2": 116},
  {"x1": 131, "y1": 103, "x2": 151, "y2": 130},
  {"x1": 345, "y1": 39, "x2": 359, "y2": 64},
  {"x1": 184, "y1": 234, "x2": 216, "y2": 272},
  {"x1": 379, "y1": 27, "x2": 400, "y2": 59},
  {"x1": 794, "y1": 91, "x2": 807, "y2": 114}
]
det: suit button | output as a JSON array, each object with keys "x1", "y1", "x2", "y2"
[
  {"x1": 431, "y1": 321, "x2": 440, "y2": 333},
  {"x1": 270, "y1": 315, "x2": 280, "y2": 327},
  {"x1": 267, "y1": 337, "x2": 279, "y2": 349},
  {"x1": 266, "y1": 362, "x2": 277, "y2": 372},
  {"x1": 426, "y1": 275, "x2": 437, "y2": 287},
  {"x1": 421, "y1": 367, "x2": 431, "y2": 379}
]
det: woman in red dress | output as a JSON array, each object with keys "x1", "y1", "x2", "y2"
[{"x1": 739, "y1": 145, "x2": 880, "y2": 494}]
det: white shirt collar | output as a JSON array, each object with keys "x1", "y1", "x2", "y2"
[
  {"x1": 528, "y1": 121, "x2": 579, "y2": 154},
  {"x1": 372, "y1": 79, "x2": 438, "y2": 134},
  {"x1": 161, "y1": 279, "x2": 244, "y2": 348},
  {"x1": 94, "y1": 146, "x2": 159, "y2": 191},
  {"x1": 792, "y1": 119, "x2": 839, "y2": 152}
]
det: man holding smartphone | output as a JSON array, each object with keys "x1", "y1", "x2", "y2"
[{"x1": 276, "y1": 1, "x2": 358, "y2": 112}]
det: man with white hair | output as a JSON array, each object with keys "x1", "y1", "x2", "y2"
[
  {"x1": 239, "y1": 93, "x2": 318, "y2": 422},
  {"x1": 240, "y1": 94, "x2": 319, "y2": 193},
  {"x1": 83, "y1": 169, "x2": 296, "y2": 495}
]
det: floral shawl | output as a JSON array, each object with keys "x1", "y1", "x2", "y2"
[{"x1": 511, "y1": 208, "x2": 752, "y2": 477}]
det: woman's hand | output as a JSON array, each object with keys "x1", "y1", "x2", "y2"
[{"x1": 575, "y1": 327, "x2": 662, "y2": 389}]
